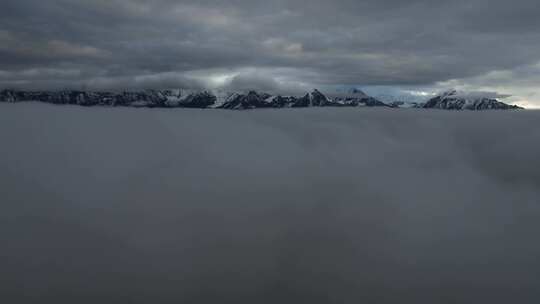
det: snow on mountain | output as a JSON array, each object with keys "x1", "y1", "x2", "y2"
[
  {"x1": 423, "y1": 89, "x2": 522, "y2": 110},
  {"x1": 0, "y1": 88, "x2": 523, "y2": 110},
  {"x1": 218, "y1": 91, "x2": 274, "y2": 110},
  {"x1": 218, "y1": 89, "x2": 365, "y2": 109},
  {"x1": 330, "y1": 88, "x2": 391, "y2": 107},
  {"x1": 0, "y1": 89, "x2": 217, "y2": 108}
]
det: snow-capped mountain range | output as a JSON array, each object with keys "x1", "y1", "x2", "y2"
[
  {"x1": 0, "y1": 88, "x2": 523, "y2": 110},
  {"x1": 422, "y1": 90, "x2": 522, "y2": 110}
]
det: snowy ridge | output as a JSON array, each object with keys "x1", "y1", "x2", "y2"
[
  {"x1": 423, "y1": 89, "x2": 522, "y2": 110},
  {"x1": 330, "y1": 88, "x2": 391, "y2": 107},
  {"x1": 0, "y1": 88, "x2": 522, "y2": 110}
]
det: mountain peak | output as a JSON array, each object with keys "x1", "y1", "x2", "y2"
[
  {"x1": 441, "y1": 89, "x2": 458, "y2": 97},
  {"x1": 424, "y1": 90, "x2": 522, "y2": 110}
]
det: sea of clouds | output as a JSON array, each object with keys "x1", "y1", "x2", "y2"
[{"x1": 1, "y1": 103, "x2": 540, "y2": 303}]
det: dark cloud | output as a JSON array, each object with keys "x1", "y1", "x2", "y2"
[{"x1": 0, "y1": 0, "x2": 539, "y2": 104}]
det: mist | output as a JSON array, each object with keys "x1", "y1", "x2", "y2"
[{"x1": 1, "y1": 103, "x2": 540, "y2": 303}]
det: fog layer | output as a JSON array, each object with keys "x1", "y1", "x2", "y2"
[{"x1": 1, "y1": 103, "x2": 540, "y2": 303}]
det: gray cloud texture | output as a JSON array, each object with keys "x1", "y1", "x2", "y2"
[
  {"x1": 1, "y1": 103, "x2": 540, "y2": 303},
  {"x1": 1, "y1": 1, "x2": 540, "y2": 105}
]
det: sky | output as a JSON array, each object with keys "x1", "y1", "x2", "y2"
[{"x1": 1, "y1": 0, "x2": 540, "y2": 107}]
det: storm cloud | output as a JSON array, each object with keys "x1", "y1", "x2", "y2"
[{"x1": 1, "y1": 1, "x2": 540, "y2": 104}]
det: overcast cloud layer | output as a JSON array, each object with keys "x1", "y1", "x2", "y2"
[
  {"x1": 1, "y1": 1, "x2": 540, "y2": 106},
  {"x1": 2, "y1": 103, "x2": 540, "y2": 303}
]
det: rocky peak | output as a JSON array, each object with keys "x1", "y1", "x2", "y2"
[{"x1": 423, "y1": 90, "x2": 522, "y2": 110}]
